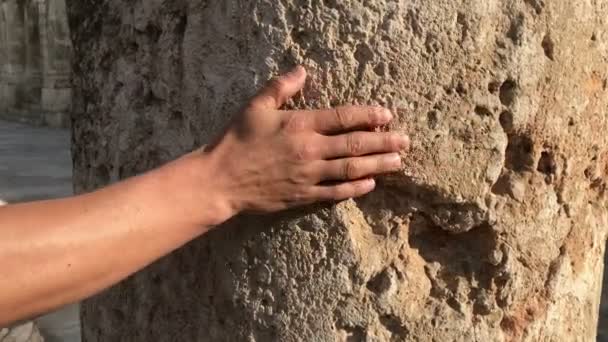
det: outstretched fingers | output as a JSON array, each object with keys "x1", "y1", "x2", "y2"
[
  {"x1": 319, "y1": 153, "x2": 403, "y2": 181},
  {"x1": 312, "y1": 178, "x2": 377, "y2": 202},
  {"x1": 311, "y1": 106, "x2": 393, "y2": 134},
  {"x1": 321, "y1": 132, "x2": 410, "y2": 158}
]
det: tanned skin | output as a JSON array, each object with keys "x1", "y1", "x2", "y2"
[{"x1": 0, "y1": 66, "x2": 410, "y2": 325}]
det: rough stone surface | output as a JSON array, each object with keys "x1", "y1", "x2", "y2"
[{"x1": 67, "y1": 1, "x2": 608, "y2": 341}]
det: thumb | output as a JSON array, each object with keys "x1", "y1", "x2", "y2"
[{"x1": 250, "y1": 66, "x2": 307, "y2": 110}]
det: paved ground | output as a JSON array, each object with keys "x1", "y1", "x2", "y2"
[
  {"x1": 0, "y1": 121, "x2": 72, "y2": 202},
  {"x1": 0, "y1": 120, "x2": 80, "y2": 342}
]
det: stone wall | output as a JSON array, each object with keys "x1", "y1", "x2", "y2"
[{"x1": 0, "y1": 0, "x2": 72, "y2": 127}]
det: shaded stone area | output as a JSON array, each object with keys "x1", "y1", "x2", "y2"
[{"x1": 0, "y1": 0, "x2": 72, "y2": 127}]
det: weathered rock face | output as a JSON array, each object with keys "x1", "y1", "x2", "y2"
[{"x1": 67, "y1": 1, "x2": 608, "y2": 341}]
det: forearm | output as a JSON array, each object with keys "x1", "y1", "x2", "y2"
[{"x1": 0, "y1": 152, "x2": 231, "y2": 325}]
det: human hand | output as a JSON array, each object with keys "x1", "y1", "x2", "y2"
[{"x1": 204, "y1": 66, "x2": 410, "y2": 216}]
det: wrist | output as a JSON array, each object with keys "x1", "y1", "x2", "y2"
[{"x1": 151, "y1": 150, "x2": 237, "y2": 229}]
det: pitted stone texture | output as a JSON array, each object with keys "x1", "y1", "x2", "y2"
[{"x1": 68, "y1": 1, "x2": 608, "y2": 341}]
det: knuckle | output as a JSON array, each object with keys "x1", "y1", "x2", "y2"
[
  {"x1": 293, "y1": 142, "x2": 317, "y2": 161},
  {"x1": 379, "y1": 155, "x2": 391, "y2": 171},
  {"x1": 292, "y1": 166, "x2": 316, "y2": 185},
  {"x1": 346, "y1": 134, "x2": 364, "y2": 155},
  {"x1": 270, "y1": 76, "x2": 288, "y2": 92},
  {"x1": 328, "y1": 186, "x2": 344, "y2": 200},
  {"x1": 343, "y1": 160, "x2": 361, "y2": 180},
  {"x1": 335, "y1": 107, "x2": 353, "y2": 130},
  {"x1": 368, "y1": 107, "x2": 382, "y2": 125},
  {"x1": 283, "y1": 114, "x2": 307, "y2": 132},
  {"x1": 385, "y1": 133, "x2": 400, "y2": 150},
  {"x1": 291, "y1": 188, "x2": 306, "y2": 202}
]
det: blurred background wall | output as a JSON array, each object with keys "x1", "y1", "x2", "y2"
[{"x1": 0, "y1": 0, "x2": 72, "y2": 128}]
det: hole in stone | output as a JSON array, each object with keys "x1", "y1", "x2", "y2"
[
  {"x1": 584, "y1": 166, "x2": 594, "y2": 179},
  {"x1": 379, "y1": 315, "x2": 409, "y2": 338},
  {"x1": 455, "y1": 82, "x2": 467, "y2": 96},
  {"x1": 168, "y1": 110, "x2": 184, "y2": 130},
  {"x1": 474, "y1": 106, "x2": 493, "y2": 117},
  {"x1": 499, "y1": 111, "x2": 514, "y2": 132},
  {"x1": 506, "y1": 15, "x2": 524, "y2": 44},
  {"x1": 344, "y1": 326, "x2": 365, "y2": 342},
  {"x1": 505, "y1": 134, "x2": 535, "y2": 172},
  {"x1": 524, "y1": 0, "x2": 544, "y2": 15},
  {"x1": 291, "y1": 28, "x2": 311, "y2": 47},
  {"x1": 366, "y1": 269, "x2": 391, "y2": 295},
  {"x1": 446, "y1": 297, "x2": 462, "y2": 312},
  {"x1": 488, "y1": 81, "x2": 501, "y2": 94},
  {"x1": 354, "y1": 44, "x2": 374, "y2": 65},
  {"x1": 373, "y1": 63, "x2": 386, "y2": 76},
  {"x1": 427, "y1": 110, "x2": 441, "y2": 129},
  {"x1": 456, "y1": 12, "x2": 466, "y2": 25},
  {"x1": 591, "y1": 33, "x2": 597, "y2": 41},
  {"x1": 145, "y1": 24, "x2": 162, "y2": 43},
  {"x1": 537, "y1": 151, "x2": 557, "y2": 176},
  {"x1": 151, "y1": 274, "x2": 162, "y2": 285},
  {"x1": 425, "y1": 33, "x2": 442, "y2": 53},
  {"x1": 499, "y1": 79, "x2": 517, "y2": 106},
  {"x1": 542, "y1": 34, "x2": 555, "y2": 61},
  {"x1": 491, "y1": 175, "x2": 511, "y2": 197}
]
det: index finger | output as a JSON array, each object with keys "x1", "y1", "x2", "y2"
[{"x1": 310, "y1": 106, "x2": 393, "y2": 134}]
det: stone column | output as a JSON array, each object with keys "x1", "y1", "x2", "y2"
[
  {"x1": 0, "y1": 0, "x2": 25, "y2": 110},
  {"x1": 67, "y1": 1, "x2": 608, "y2": 341},
  {"x1": 22, "y1": 0, "x2": 43, "y2": 110},
  {"x1": 40, "y1": 0, "x2": 71, "y2": 115},
  {"x1": 0, "y1": 3, "x2": 8, "y2": 112}
]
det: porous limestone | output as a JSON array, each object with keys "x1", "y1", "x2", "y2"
[{"x1": 67, "y1": 1, "x2": 608, "y2": 341}]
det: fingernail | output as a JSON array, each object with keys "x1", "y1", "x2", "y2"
[
  {"x1": 399, "y1": 135, "x2": 410, "y2": 150},
  {"x1": 387, "y1": 153, "x2": 402, "y2": 168},
  {"x1": 289, "y1": 65, "x2": 305, "y2": 77},
  {"x1": 365, "y1": 178, "x2": 376, "y2": 189},
  {"x1": 382, "y1": 109, "x2": 393, "y2": 122}
]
